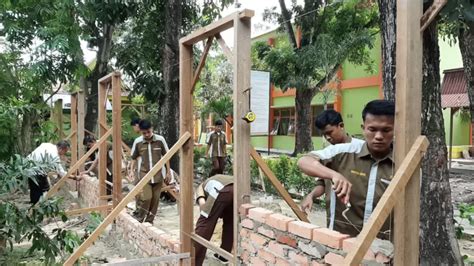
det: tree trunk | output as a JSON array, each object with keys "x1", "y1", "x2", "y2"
[
  {"x1": 378, "y1": 0, "x2": 396, "y2": 101},
  {"x1": 419, "y1": 18, "x2": 463, "y2": 266},
  {"x1": 158, "y1": 0, "x2": 181, "y2": 172},
  {"x1": 293, "y1": 89, "x2": 315, "y2": 155},
  {"x1": 84, "y1": 24, "x2": 114, "y2": 132},
  {"x1": 459, "y1": 20, "x2": 474, "y2": 124},
  {"x1": 18, "y1": 110, "x2": 36, "y2": 156}
]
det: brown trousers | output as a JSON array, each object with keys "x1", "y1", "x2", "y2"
[
  {"x1": 133, "y1": 181, "x2": 163, "y2": 224},
  {"x1": 194, "y1": 184, "x2": 233, "y2": 266},
  {"x1": 210, "y1": 156, "x2": 226, "y2": 177}
]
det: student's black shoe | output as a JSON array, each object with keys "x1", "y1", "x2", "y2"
[{"x1": 214, "y1": 253, "x2": 229, "y2": 264}]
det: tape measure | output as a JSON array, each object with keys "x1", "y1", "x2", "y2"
[{"x1": 242, "y1": 111, "x2": 256, "y2": 123}]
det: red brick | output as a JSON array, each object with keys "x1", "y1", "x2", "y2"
[
  {"x1": 276, "y1": 257, "x2": 291, "y2": 266},
  {"x1": 158, "y1": 233, "x2": 171, "y2": 247},
  {"x1": 166, "y1": 238, "x2": 180, "y2": 251},
  {"x1": 376, "y1": 253, "x2": 391, "y2": 263},
  {"x1": 268, "y1": 241, "x2": 286, "y2": 257},
  {"x1": 173, "y1": 243, "x2": 181, "y2": 253},
  {"x1": 250, "y1": 232, "x2": 268, "y2": 247},
  {"x1": 241, "y1": 250, "x2": 250, "y2": 263},
  {"x1": 267, "y1": 213, "x2": 295, "y2": 231},
  {"x1": 289, "y1": 250, "x2": 309, "y2": 265},
  {"x1": 240, "y1": 228, "x2": 250, "y2": 238},
  {"x1": 311, "y1": 261, "x2": 325, "y2": 266},
  {"x1": 313, "y1": 228, "x2": 350, "y2": 249},
  {"x1": 242, "y1": 218, "x2": 255, "y2": 229},
  {"x1": 288, "y1": 221, "x2": 318, "y2": 239},
  {"x1": 276, "y1": 234, "x2": 297, "y2": 248},
  {"x1": 258, "y1": 226, "x2": 275, "y2": 239},
  {"x1": 241, "y1": 240, "x2": 257, "y2": 254},
  {"x1": 239, "y1": 203, "x2": 255, "y2": 216},
  {"x1": 342, "y1": 238, "x2": 375, "y2": 260},
  {"x1": 324, "y1": 252, "x2": 344, "y2": 265},
  {"x1": 250, "y1": 256, "x2": 266, "y2": 266},
  {"x1": 258, "y1": 249, "x2": 276, "y2": 264},
  {"x1": 248, "y1": 207, "x2": 273, "y2": 223}
]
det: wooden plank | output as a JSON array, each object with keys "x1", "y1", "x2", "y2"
[
  {"x1": 393, "y1": 0, "x2": 423, "y2": 265},
  {"x1": 179, "y1": 42, "x2": 195, "y2": 260},
  {"x1": 344, "y1": 136, "x2": 429, "y2": 265},
  {"x1": 103, "y1": 253, "x2": 190, "y2": 266},
  {"x1": 65, "y1": 205, "x2": 112, "y2": 216},
  {"x1": 99, "y1": 122, "x2": 131, "y2": 156},
  {"x1": 45, "y1": 128, "x2": 113, "y2": 198},
  {"x1": 189, "y1": 233, "x2": 234, "y2": 262},
  {"x1": 180, "y1": 9, "x2": 254, "y2": 45},
  {"x1": 70, "y1": 94, "x2": 78, "y2": 167},
  {"x1": 112, "y1": 73, "x2": 123, "y2": 207},
  {"x1": 53, "y1": 99, "x2": 65, "y2": 139},
  {"x1": 98, "y1": 81, "x2": 108, "y2": 201},
  {"x1": 449, "y1": 108, "x2": 454, "y2": 169},
  {"x1": 190, "y1": 36, "x2": 214, "y2": 94},
  {"x1": 215, "y1": 33, "x2": 233, "y2": 62},
  {"x1": 232, "y1": 14, "x2": 252, "y2": 263},
  {"x1": 250, "y1": 147, "x2": 309, "y2": 222},
  {"x1": 98, "y1": 71, "x2": 120, "y2": 84},
  {"x1": 77, "y1": 91, "x2": 86, "y2": 172},
  {"x1": 63, "y1": 132, "x2": 191, "y2": 266},
  {"x1": 420, "y1": 0, "x2": 447, "y2": 32}
]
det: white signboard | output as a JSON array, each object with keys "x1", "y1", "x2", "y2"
[{"x1": 250, "y1": 70, "x2": 271, "y2": 135}]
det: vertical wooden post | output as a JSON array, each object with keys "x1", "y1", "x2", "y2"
[
  {"x1": 448, "y1": 108, "x2": 455, "y2": 169},
  {"x1": 53, "y1": 99, "x2": 65, "y2": 139},
  {"x1": 393, "y1": 0, "x2": 423, "y2": 264},
  {"x1": 77, "y1": 91, "x2": 86, "y2": 172},
  {"x1": 70, "y1": 94, "x2": 78, "y2": 167},
  {"x1": 232, "y1": 14, "x2": 252, "y2": 261},
  {"x1": 98, "y1": 81, "x2": 108, "y2": 201},
  {"x1": 179, "y1": 42, "x2": 194, "y2": 261},
  {"x1": 112, "y1": 72, "x2": 122, "y2": 206}
]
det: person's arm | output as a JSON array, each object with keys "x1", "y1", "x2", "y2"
[
  {"x1": 300, "y1": 179, "x2": 325, "y2": 213},
  {"x1": 129, "y1": 140, "x2": 140, "y2": 181},
  {"x1": 298, "y1": 156, "x2": 351, "y2": 204},
  {"x1": 160, "y1": 140, "x2": 172, "y2": 183},
  {"x1": 195, "y1": 183, "x2": 207, "y2": 209},
  {"x1": 205, "y1": 133, "x2": 212, "y2": 158}
]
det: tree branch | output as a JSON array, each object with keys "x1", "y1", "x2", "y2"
[
  {"x1": 43, "y1": 82, "x2": 63, "y2": 104},
  {"x1": 278, "y1": 0, "x2": 298, "y2": 49},
  {"x1": 310, "y1": 64, "x2": 340, "y2": 93}
]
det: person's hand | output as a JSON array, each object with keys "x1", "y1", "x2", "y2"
[
  {"x1": 164, "y1": 171, "x2": 172, "y2": 184},
  {"x1": 198, "y1": 198, "x2": 206, "y2": 209},
  {"x1": 79, "y1": 171, "x2": 88, "y2": 176},
  {"x1": 331, "y1": 173, "x2": 352, "y2": 204},
  {"x1": 127, "y1": 172, "x2": 135, "y2": 183},
  {"x1": 300, "y1": 193, "x2": 314, "y2": 214}
]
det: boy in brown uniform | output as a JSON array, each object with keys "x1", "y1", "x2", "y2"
[
  {"x1": 206, "y1": 120, "x2": 227, "y2": 176},
  {"x1": 194, "y1": 174, "x2": 233, "y2": 266},
  {"x1": 80, "y1": 135, "x2": 114, "y2": 195},
  {"x1": 298, "y1": 100, "x2": 395, "y2": 238},
  {"x1": 130, "y1": 119, "x2": 171, "y2": 224}
]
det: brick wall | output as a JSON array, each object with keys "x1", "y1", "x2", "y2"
[
  {"x1": 71, "y1": 176, "x2": 179, "y2": 259},
  {"x1": 238, "y1": 204, "x2": 393, "y2": 265}
]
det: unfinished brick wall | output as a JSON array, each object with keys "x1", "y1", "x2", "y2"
[
  {"x1": 238, "y1": 204, "x2": 393, "y2": 265},
  {"x1": 71, "y1": 176, "x2": 180, "y2": 259}
]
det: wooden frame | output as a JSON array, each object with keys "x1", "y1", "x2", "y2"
[
  {"x1": 70, "y1": 93, "x2": 78, "y2": 167},
  {"x1": 179, "y1": 9, "x2": 254, "y2": 265}
]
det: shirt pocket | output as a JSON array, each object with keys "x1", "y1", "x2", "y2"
[{"x1": 151, "y1": 147, "x2": 162, "y2": 163}]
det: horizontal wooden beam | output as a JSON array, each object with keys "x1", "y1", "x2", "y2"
[
  {"x1": 45, "y1": 128, "x2": 113, "y2": 199},
  {"x1": 179, "y1": 9, "x2": 254, "y2": 45},
  {"x1": 65, "y1": 205, "x2": 112, "y2": 216},
  {"x1": 189, "y1": 233, "x2": 234, "y2": 262},
  {"x1": 250, "y1": 147, "x2": 309, "y2": 222},
  {"x1": 65, "y1": 130, "x2": 77, "y2": 141},
  {"x1": 98, "y1": 71, "x2": 121, "y2": 84},
  {"x1": 63, "y1": 132, "x2": 192, "y2": 265},
  {"x1": 344, "y1": 136, "x2": 429, "y2": 265},
  {"x1": 103, "y1": 253, "x2": 190, "y2": 266}
]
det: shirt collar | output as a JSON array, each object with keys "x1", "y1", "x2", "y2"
[
  {"x1": 345, "y1": 133, "x2": 352, "y2": 143},
  {"x1": 357, "y1": 142, "x2": 394, "y2": 163}
]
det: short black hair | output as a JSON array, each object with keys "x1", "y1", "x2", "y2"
[
  {"x1": 314, "y1": 110, "x2": 343, "y2": 130},
  {"x1": 215, "y1": 120, "x2": 223, "y2": 126},
  {"x1": 83, "y1": 135, "x2": 96, "y2": 146},
  {"x1": 131, "y1": 118, "x2": 141, "y2": 126},
  {"x1": 56, "y1": 140, "x2": 70, "y2": 149},
  {"x1": 362, "y1": 100, "x2": 395, "y2": 121},
  {"x1": 139, "y1": 119, "x2": 152, "y2": 130}
]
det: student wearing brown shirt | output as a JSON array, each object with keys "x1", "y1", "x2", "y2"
[
  {"x1": 130, "y1": 119, "x2": 171, "y2": 224},
  {"x1": 206, "y1": 120, "x2": 227, "y2": 176},
  {"x1": 80, "y1": 135, "x2": 114, "y2": 195},
  {"x1": 194, "y1": 174, "x2": 233, "y2": 265},
  {"x1": 298, "y1": 100, "x2": 395, "y2": 238}
]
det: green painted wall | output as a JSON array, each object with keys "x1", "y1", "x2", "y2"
[
  {"x1": 272, "y1": 96, "x2": 294, "y2": 108},
  {"x1": 443, "y1": 108, "x2": 471, "y2": 146},
  {"x1": 439, "y1": 38, "x2": 463, "y2": 77},
  {"x1": 342, "y1": 37, "x2": 381, "y2": 80},
  {"x1": 251, "y1": 136, "x2": 269, "y2": 148},
  {"x1": 341, "y1": 86, "x2": 380, "y2": 136},
  {"x1": 272, "y1": 136, "x2": 295, "y2": 151}
]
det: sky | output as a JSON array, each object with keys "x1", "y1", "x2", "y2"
[{"x1": 82, "y1": 0, "x2": 301, "y2": 63}]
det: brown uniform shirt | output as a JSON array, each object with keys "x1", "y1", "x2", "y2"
[
  {"x1": 207, "y1": 131, "x2": 227, "y2": 158},
  {"x1": 131, "y1": 134, "x2": 169, "y2": 184},
  {"x1": 307, "y1": 141, "x2": 393, "y2": 238},
  {"x1": 196, "y1": 174, "x2": 233, "y2": 218}
]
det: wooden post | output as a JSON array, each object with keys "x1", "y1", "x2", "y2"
[
  {"x1": 77, "y1": 91, "x2": 86, "y2": 172},
  {"x1": 53, "y1": 99, "x2": 65, "y2": 139},
  {"x1": 70, "y1": 94, "x2": 78, "y2": 167},
  {"x1": 179, "y1": 42, "x2": 194, "y2": 259},
  {"x1": 393, "y1": 0, "x2": 423, "y2": 264},
  {"x1": 98, "y1": 81, "x2": 108, "y2": 201},
  {"x1": 232, "y1": 13, "x2": 252, "y2": 261},
  {"x1": 449, "y1": 108, "x2": 454, "y2": 169},
  {"x1": 112, "y1": 72, "x2": 122, "y2": 206}
]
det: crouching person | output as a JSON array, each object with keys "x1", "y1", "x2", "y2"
[{"x1": 194, "y1": 175, "x2": 233, "y2": 265}]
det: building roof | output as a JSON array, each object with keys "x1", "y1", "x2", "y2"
[{"x1": 441, "y1": 68, "x2": 469, "y2": 108}]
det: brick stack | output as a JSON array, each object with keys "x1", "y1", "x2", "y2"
[
  {"x1": 238, "y1": 204, "x2": 393, "y2": 265},
  {"x1": 77, "y1": 175, "x2": 100, "y2": 207}
]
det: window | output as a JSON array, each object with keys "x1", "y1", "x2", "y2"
[
  {"x1": 271, "y1": 108, "x2": 295, "y2": 136},
  {"x1": 311, "y1": 104, "x2": 334, "y2": 137}
]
